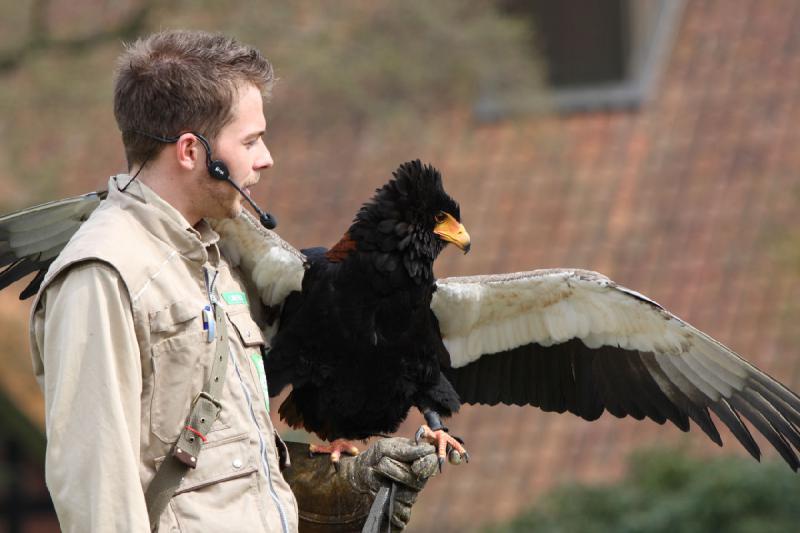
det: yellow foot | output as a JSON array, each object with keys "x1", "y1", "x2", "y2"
[
  {"x1": 414, "y1": 425, "x2": 469, "y2": 471},
  {"x1": 309, "y1": 439, "x2": 360, "y2": 469}
]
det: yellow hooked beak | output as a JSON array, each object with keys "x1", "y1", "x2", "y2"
[{"x1": 433, "y1": 212, "x2": 471, "y2": 254}]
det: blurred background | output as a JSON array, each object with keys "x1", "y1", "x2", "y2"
[{"x1": 2, "y1": 0, "x2": 800, "y2": 531}]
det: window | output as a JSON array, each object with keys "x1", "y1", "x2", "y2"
[{"x1": 476, "y1": 0, "x2": 685, "y2": 118}]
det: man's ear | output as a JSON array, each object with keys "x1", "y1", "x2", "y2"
[{"x1": 176, "y1": 134, "x2": 201, "y2": 171}]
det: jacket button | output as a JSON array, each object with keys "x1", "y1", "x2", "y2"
[{"x1": 233, "y1": 459, "x2": 243, "y2": 469}]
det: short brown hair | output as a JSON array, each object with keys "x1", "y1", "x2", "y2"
[{"x1": 114, "y1": 30, "x2": 274, "y2": 167}]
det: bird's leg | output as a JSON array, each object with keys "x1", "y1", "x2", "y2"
[
  {"x1": 415, "y1": 410, "x2": 469, "y2": 471},
  {"x1": 308, "y1": 439, "x2": 360, "y2": 470}
]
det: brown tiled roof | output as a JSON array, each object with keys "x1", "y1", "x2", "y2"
[
  {"x1": 2, "y1": 1, "x2": 800, "y2": 531},
  {"x1": 269, "y1": 1, "x2": 800, "y2": 530}
]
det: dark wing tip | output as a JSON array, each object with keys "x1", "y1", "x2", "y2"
[
  {"x1": 19, "y1": 268, "x2": 47, "y2": 300},
  {"x1": 0, "y1": 258, "x2": 49, "y2": 298},
  {"x1": 709, "y1": 401, "x2": 762, "y2": 462}
]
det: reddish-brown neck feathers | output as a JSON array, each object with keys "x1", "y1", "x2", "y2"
[{"x1": 325, "y1": 232, "x2": 357, "y2": 262}]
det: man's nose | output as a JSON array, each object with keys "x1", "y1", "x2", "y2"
[{"x1": 256, "y1": 142, "x2": 273, "y2": 170}]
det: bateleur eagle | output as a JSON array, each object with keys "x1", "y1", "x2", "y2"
[{"x1": 3, "y1": 160, "x2": 800, "y2": 471}]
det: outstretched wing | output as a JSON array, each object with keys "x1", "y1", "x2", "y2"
[
  {"x1": 433, "y1": 269, "x2": 800, "y2": 470},
  {"x1": 0, "y1": 192, "x2": 106, "y2": 299}
]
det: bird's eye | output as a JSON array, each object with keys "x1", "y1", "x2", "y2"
[{"x1": 435, "y1": 212, "x2": 446, "y2": 223}]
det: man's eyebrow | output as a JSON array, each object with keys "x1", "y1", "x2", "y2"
[{"x1": 244, "y1": 130, "x2": 265, "y2": 140}]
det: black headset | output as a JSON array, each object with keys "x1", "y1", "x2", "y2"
[
  {"x1": 135, "y1": 131, "x2": 230, "y2": 181},
  {"x1": 123, "y1": 130, "x2": 277, "y2": 229}
]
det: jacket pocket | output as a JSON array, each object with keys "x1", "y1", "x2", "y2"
[
  {"x1": 150, "y1": 330, "x2": 231, "y2": 443},
  {"x1": 149, "y1": 299, "x2": 202, "y2": 336},
  {"x1": 227, "y1": 309, "x2": 272, "y2": 413},
  {"x1": 147, "y1": 298, "x2": 208, "y2": 442},
  {"x1": 154, "y1": 434, "x2": 266, "y2": 532},
  {"x1": 227, "y1": 309, "x2": 266, "y2": 347},
  {"x1": 153, "y1": 433, "x2": 257, "y2": 493}
]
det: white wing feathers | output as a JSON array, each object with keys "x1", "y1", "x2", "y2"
[
  {"x1": 1, "y1": 194, "x2": 306, "y2": 307},
  {"x1": 212, "y1": 211, "x2": 305, "y2": 308},
  {"x1": 434, "y1": 269, "x2": 690, "y2": 368}
]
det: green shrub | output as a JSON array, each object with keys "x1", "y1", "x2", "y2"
[{"x1": 486, "y1": 449, "x2": 800, "y2": 533}]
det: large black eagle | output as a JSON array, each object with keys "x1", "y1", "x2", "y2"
[{"x1": 3, "y1": 160, "x2": 800, "y2": 471}]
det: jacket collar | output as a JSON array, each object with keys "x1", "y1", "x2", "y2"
[{"x1": 108, "y1": 175, "x2": 220, "y2": 264}]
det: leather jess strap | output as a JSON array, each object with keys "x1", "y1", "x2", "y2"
[{"x1": 144, "y1": 300, "x2": 230, "y2": 530}]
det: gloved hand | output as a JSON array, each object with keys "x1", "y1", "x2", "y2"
[
  {"x1": 282, "y1": 438, "x2": 439, "y2": 532},
  {"x1": 346, "y1": 437, "x2": 440, "y2": 530}
]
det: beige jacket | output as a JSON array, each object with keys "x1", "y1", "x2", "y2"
[{"x1": 30, "y1": 176, "x2": 299, "y2": 532}]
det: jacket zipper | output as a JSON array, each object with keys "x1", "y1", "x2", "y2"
[{"x1": 230, "y1": 352, "x2": 290, "y2": 533}]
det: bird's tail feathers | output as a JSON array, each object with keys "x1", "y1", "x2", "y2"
[{"x1": 278, "y1": 391, "x2": 305, "y2": 429}]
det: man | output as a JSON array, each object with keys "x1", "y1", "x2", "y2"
[{"x1": 30, "y1": 30, "x2": 438, "y2": 532}]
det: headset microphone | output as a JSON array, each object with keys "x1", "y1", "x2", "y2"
[
  {"x1": 130, "y1": 130, "x2": 277, "y2": 230},
  {"x1": 214, "y1": 168, "x2": 278, "y2": 230}
]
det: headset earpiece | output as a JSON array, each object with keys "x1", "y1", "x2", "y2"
[
  {"x1": 191, "y1": 133, "x2": 229, "y2": 181},
  {"x1": 208, "y1": 159, "x2": 229, "y2": 181}
]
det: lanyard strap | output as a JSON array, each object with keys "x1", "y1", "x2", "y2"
[{"x1": 145, "y1": 275, "x2": 230, "y2": 530}]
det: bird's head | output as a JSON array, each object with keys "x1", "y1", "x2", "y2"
[{"x1": 348, "y1": 160, "x2": 470, "y2": 284}]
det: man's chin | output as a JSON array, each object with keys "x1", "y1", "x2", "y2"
[{"x1": 226, "y1": 203, "x2": 244, "y2": 219}]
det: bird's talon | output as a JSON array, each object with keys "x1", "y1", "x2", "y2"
[
  {"x1": 463, "y1": 451, "x2": 470, "y2": 463},
  {"x1": 307, "y1": 439, "x2": 359, "y2": 466},
  {"x1": 414, "y1": 426, "x2": 425, "y2": 445},
  {"x1": 448, "y1": 449, "x2": 462, "y2": 465},
  {"x1": 415, "y1": 424, "x2": 469, "y2": 469}
]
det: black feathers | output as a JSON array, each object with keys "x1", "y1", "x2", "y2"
[{"x1": 267, "y1": 160, "x2": 463, "y2": 441}]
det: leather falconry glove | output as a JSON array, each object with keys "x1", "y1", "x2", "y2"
[{"x1": 282, "y1": 438, "x2": 439, "y2": 532}]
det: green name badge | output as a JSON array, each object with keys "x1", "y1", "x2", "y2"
[
  {"x1": 251, "y1": 353, "x2": 269, "y2": 411},
  {"x1": 222, "y1": 291, "x2": 248, "y2": 305}
]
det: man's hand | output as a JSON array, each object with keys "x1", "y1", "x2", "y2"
[{"x1": 282, "y1": 438, "x2": 440, "y2": 532}]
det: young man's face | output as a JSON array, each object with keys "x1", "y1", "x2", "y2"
[{"x1": 196, "y1": 83, "x2": 273, "y2": 220}]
